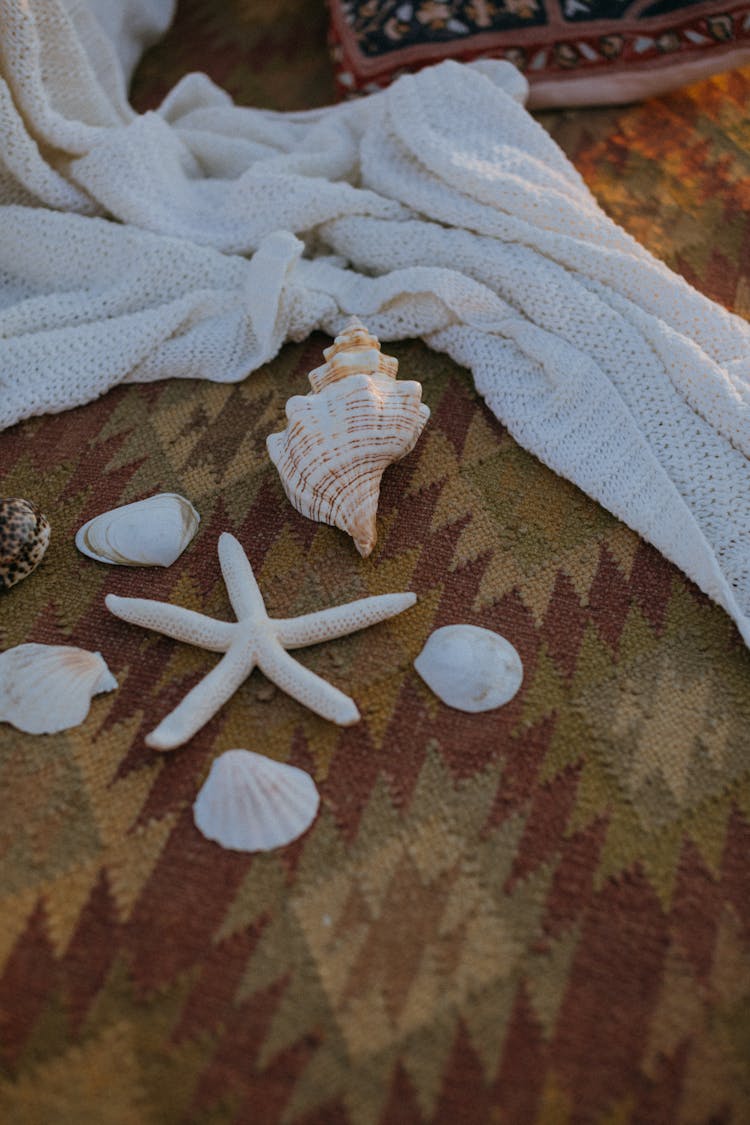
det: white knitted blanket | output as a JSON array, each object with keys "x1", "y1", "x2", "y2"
[{"x1": 1, "y1": 0, "x2": 749, "y2": 645}]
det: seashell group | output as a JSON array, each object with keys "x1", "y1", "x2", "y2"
[
  {"x1": 75, "y1": 492, "x2": 199, "y2": 567},
  {"x1": 0, "y1": 498, "x2": 51, "y2": 590},
  {"x1": 193, "y1": 749, "x2": 320, "y2": 852},
  {"x1": 414, "y1": 625, "x2": 523, "y2": 712},
  {"x1": 0, "y1": 643, "x2": 117, "y2": 734},
  {"x1": 267, "y1": 318, "x2": 430, "y2": 558}
]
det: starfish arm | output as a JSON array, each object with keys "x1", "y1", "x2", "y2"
[
  {"x1": 106, "y1": 594, "x2": 235, "y2": 652},
  {"x1": 145, "y1": 644, "x2": 254, "y2": 751},
  {"x1": 257, "y1": 639, "x2": 360, "y2": 726},
  {"x1": 218, "y1": 533, "x2": 267, "y2": 621},
  {"x1": 275, "y1": 592, "x2": 417, "y2": 648}
]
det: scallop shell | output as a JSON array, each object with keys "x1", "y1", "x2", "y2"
[
  {"x1": 75, "y1": 493, "x2": 199, "y2": 567},
  {"x1": 0, "y1": 643, "x2": 117, "y2": 734},
  {"x1": 414, "y1": 625, "x2": 523, "y2": 712},
  {"x1": 0, "y1": 498, "x2": 51, "y2": 590},
  {"x1": 267, "y1": 318, "x2": 429, "y2": 558},
  {"x1": 193, "y1": 749, "x2": 320, "y2": 852}
]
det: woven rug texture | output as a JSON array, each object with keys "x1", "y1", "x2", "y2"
[{"x1": 0, "y1": 1, "x2": 749, "y2": 1122}]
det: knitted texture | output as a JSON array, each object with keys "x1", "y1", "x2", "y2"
[{"x1": 1, "y1": 0, "x2": 749, "y2": 646}]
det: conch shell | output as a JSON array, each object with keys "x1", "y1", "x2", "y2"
[
  {"x1": 267, "y1": 318, "x2": 429, "y2": 557},
  {"x1": 0, "y1": 498, "x2": 51, "y2": 590}
]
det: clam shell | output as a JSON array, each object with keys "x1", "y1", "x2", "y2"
[
  {"x1": 414, "y1": 625, "x2": 523, "y2": 712},
  {"x1": 267, "y1": 319, "x2": 429, "y2": 557},
  {"x1": 0, "y1": 498, "x2": 51, "y2": 590},
  {"x1": 193, "y1": 749, "x2": 320, "y2": 852},
  {"x1": 0, "y1": 643, "x2": 117, "y2": 734},
  {"x1": 75, "y1": 493, "x2": 199, "y2": 567}
]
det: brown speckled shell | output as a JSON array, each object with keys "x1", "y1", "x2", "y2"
[{"x1": 0, "y1": 498, "x2": 51, "y2": 590}]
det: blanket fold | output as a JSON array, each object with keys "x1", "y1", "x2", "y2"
[{"x1": 1, "y1": 0, "x2": 749, "y2": 645}]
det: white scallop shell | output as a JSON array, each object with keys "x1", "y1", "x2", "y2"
[
  {"x1": 267, "y1": 318, "x2": 429, "y2": 558},
  {"x1": 414, "y1": 625, "x2": 523, "y2": 712},
  {"x1": 193, "y1": 749, "x2": 320, "y2": 852},
  {"x1": 75, "y1": 493, "x2": 199, "y2": 567},
  {"x1": 0, "y1": 643, "x2": 117, "y2": 734}
]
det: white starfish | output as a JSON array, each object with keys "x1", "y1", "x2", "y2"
[{"x1": 105, "y1": 532, "x2": 416, "y2": 751}]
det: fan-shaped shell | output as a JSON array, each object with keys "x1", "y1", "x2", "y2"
[
  {"x1": 193, "y1": 749, "x2": 320, "y2": 852},
  {"x1": 75, "y1": 493, "x2": 199, "y2": 567},
  {"x1": 0, "y1": 643, "x2": 117, "y2": 734},
  {"x1": 0, "y1": 498, "x2": 51, "y2": 589},
  {"x1": 414, "y1": 625, "x2": 523, "y2": 712},
  {"x1": 267, "y1": 319, "x2": 429, "y2": 557}
]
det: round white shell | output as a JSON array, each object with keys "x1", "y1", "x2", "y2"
[
  {"x1": 193, "y1": 749, "x2": 320, "y2": 852},
  {"x1": 0, "y1": 643, "x2": 117, "y2": 734},
  {"x1": 75, "y1": 493, "x2": 199, "y2": 567},
  {"x1": 414, "y1": 625, "x2": 523, "y2": 712}
]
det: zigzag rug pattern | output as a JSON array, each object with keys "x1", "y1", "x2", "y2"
[{"x1": 1, "y1": 2, "x2": 749, "y2": 1122}]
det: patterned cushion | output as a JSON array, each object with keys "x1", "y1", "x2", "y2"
[{"x1": 328, "y1": 0, "x2": 750, "y2": 106}]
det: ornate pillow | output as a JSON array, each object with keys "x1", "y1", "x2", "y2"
[{"x1": 327, "y1": 0, "x2": 750, "y2": 107}]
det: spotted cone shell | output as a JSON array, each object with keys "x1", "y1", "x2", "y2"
[
  {"x1": 267, "y1": 319, "x2": 430, "y2": 557},
  {"x1": 0, "y1": 498, "x2": 51, "y2": 590}
]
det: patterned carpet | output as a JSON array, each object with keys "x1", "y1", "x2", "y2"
[{"x1": 1, "y1": 2, "x2": 749, "y2": 1122}]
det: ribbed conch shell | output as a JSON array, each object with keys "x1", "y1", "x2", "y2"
[
  {"x1": 0, "y1": 643, "x2": 117, "y2": 734},
  {"x1": 75, "y1": 493, "x2": 199, "y2": 567},
  {"x1": 267, "y1": 318, "x2": 430, "y2": 557},
  {"x1": 414, "y1": 625, "x2": 523, "y2": 712},
  {"x1": 193, "y1": 749, "x2": 320, "y2": 852},
  {"x1": 0, "y1": 498, "x2": 51, "y2": 590}
]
